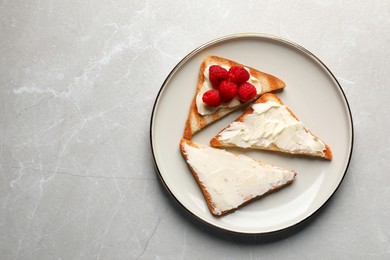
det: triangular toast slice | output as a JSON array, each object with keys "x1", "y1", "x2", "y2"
[
  {"x1": 183, "y1": 56, "x2": 286, "y2": 139},
  {"x1": 210, "y1": 93, "x2": 333, "y2": 160},
  {"x1": 180, "y1": 138, "x2": 297, "y2": 216}
]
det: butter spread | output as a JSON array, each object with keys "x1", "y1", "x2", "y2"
[
  {"x1": 183, "y1": 142, "x2": 296, "y2": 215},
  {"x1": 217, "y1": 101, "x2": 326, "y2": 155},
  {"x1": 196, "y1": 65, "x2": 262, "y2": 115}
]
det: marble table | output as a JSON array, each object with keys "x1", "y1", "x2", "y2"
[{"x1": 1, "y1": 1, "x2": 389, "y2": 259}]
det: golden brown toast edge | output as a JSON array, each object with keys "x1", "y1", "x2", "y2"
[{"x1": 179, "y1": 138, "x2": 221, "y2": 216}]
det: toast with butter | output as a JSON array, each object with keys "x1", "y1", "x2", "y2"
[
  {"x1": 183, "y1": 56, "x2": 286, "y2": 139},
  {"x1": 210, "y1": 93, "x2": 333, "y2": 160},
  {"x1": 180, "y1": 138, "x2": 297, "y2": 216}
]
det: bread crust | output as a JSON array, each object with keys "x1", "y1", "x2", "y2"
[
  {"x1": 179, "y1": 139, "x2": 220, "y2": 215},
  {"x1": 183, "y1": 56, "x2": 286, "y2": 140},
  {"x1": 180, "y1": 138, "x2": 296, "y2": 216},
  {"x1": 210, "y1": 93, "x2": 333, "y2": 160}
]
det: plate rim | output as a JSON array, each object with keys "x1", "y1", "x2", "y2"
[{"x1": 149, "y1": 33, "x2": 354, "y2": 235}]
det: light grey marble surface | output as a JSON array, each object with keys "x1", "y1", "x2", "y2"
[{"x1": 1, "y1": 0, "x2": 389, "y2": 259}]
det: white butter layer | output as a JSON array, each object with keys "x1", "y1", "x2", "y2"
[
  {"x1": 217, "y1": 101, "x2": 326, "y2": 155},
  {"x1": 196, "y1": 65, "x2": 262, "y2": 115},
  {"x1": 183, "y1": 142, "x2": 296, "y2": 215}
]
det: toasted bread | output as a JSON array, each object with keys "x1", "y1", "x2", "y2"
[
  {"x1": 180, "y1": 138, "x2": 297, "y2": 216},
  {"x1": 210, "y1": 93, "x2": 333, "y2": 160},
  {"x1": 183, "y1": 56, "x2": 286, "y2": 139}
]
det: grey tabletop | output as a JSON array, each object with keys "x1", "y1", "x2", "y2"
[{"x1": 1, "y1": 1, "x2": 389, "y2": 259}]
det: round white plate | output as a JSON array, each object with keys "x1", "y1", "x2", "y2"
[{"x1": 150, "y1": 33, "x2": 353, "y2": 234}]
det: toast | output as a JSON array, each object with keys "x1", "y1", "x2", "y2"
[
  {"x1": 183, "y1": 56, "x2": 286, "y2": 139},
  {"x1": 180, "y1": 138, "x2": 297, "y2": 216},
  {"x1": 210, "y1": 93, "x2": 333, "y2": 160}
]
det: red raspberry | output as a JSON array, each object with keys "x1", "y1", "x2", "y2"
[
  {"x1": 202, "y1": 89, "x2": 221, "y2": 107},
  {"x1": 219, "y1": 81, "x2": 238, "y2": 103},
  {"x1": 208, "y1": 65, "x2": 228, "y2": 88},
  {"x1": 237, "y1": 82, "x2": 257, "y2": 101},
  {"x1": 228, "y1": 66, "x2": 250, "y2": 84}
]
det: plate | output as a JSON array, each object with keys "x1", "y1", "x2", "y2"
[{"x1": 150, "y1": 33, "x2": 353, "y2": 235}]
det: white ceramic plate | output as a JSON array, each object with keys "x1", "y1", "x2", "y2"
[{"x1": 150, "y1": 34, "x2": 353, "y2": 235}]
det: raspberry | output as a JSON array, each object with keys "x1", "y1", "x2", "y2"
[
  {"x1": 219, "y1": 81, "x2": 238, "y2": 103},
  {"x1": 228, "y1": 66, "x2": 250, "y2": 84},
  {"x1": 237, "y1": 82, "x2": 257, "y2": 101},
  {"x1": 208, "y1": 65, "x2": 228, "y2": 88},
  {"x1": 202, "y1": 89, "x2": 221, "y2": 107}
]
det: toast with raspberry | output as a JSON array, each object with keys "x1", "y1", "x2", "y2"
[
  {"x1": 183, "y1": 56, "x2": 286, "y2": 139},
  {"x1": 210, "y1": 93, "x2": 333, "y2": 160},
  {"x1": 180, "y1": 138, "x2": 297, "y2": 216}
]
